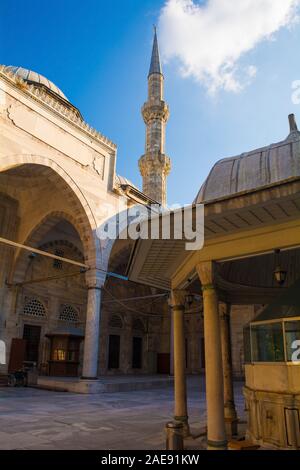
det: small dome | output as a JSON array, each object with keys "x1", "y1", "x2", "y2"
[
  {"x1": 3, "y1": 65, "x2": 69, "y2": 101},
  {"x1": 115, "y1": 174, "x2": 138, "y2": 190},
  {"x1": 195, "y1": 115, "x2": 300, "y2": 203}
]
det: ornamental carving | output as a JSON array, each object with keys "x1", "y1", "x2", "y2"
[
  {"x1": 139, "y1": 153, "x2": 171, "y2": 177},
  {"x1": 142, "y1": 102, "x2": 169, "y2": 124}
]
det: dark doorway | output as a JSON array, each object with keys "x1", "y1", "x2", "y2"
[
  {"x1": 108, "y1": 335, "x2": 120, "y2": 369},
  {"x1": 132, "y1": 337, "x2": 142, "y2": 369},
  {"x1": 23, "y1": 324, "x2": 41, "y2": 363}
]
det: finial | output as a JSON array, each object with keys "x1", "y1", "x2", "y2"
[
  {"x1": 289, "y1": 114, "x2": 298, "y2": 132},
  {"x1": 149, "y1": 25, "x2": 162, "y2": 76}
]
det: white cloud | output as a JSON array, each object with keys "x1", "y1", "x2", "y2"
[{"x1": 158, "y1": 0, "x2": 300, "y2": 94}]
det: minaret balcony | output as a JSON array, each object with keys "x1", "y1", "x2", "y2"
[
  {"x1": 138, "y1": 152, "x2": 171, "y2": 176},
  {"x1": 142, "y1": 101, "x2": 169, "y2": 124}
]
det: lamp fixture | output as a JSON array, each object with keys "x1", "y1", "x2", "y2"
[{"x1": 274, "y1": 249, "x2": 287, "y2": 286}]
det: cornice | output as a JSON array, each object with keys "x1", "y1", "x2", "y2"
[{"x1": 0, "y1": 66, "x2": 117, "y2": 152}]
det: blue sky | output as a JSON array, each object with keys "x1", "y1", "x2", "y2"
[{"x1": 1, "y1": 0, "x2": 300, "y2": 204}]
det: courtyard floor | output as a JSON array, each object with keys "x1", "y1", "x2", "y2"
[{"x1": 0, "y1": 376, "x2": 245, "y2": 450}]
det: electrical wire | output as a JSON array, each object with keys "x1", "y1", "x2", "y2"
[{"x1": 102, "y1": 285, "x2": 167, "y2": 317}]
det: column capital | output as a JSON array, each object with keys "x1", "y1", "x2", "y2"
[
  {"x1": 196, "y1": 261, "x2": 217, "y2": 289},
  {"x1": 168, "y1": 289, "x2": 187, "y2": 310},
  {"x1": 85, "y1": 268, "x2": 106, "y2": 289}
]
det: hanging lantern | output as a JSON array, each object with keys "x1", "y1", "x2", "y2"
[{"x1": 274, "y1": 249, "x2": 287, "y2": 286}]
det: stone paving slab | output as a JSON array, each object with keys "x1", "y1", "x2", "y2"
[{"x1": 0, "y1": 376, "x2": 246, "y2": 450}]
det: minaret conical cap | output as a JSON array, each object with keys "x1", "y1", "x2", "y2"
[{"x1": 149, "y1": 27, "x2": 162, "y2": 77}]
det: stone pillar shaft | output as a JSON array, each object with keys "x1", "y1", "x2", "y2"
[
  {"x1": 196, "y1": 262, "x2": 227, "y2": 450},
  {"x1": 82, "y1": 269, "x2": 104, "y2": 379},
  {"x1": 170, "y1": 311, "x2": 174, "y2": 376},
  {"x1": 220, "y1": 302, "x2": 238, "y2": 433},
  {"x1": 169, "y1": 290, "x2": 189, "y2": 436}
]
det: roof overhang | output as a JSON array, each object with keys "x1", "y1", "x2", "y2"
[{"x1": 126, "y1": 178, "x2": 300, "y2": 291}]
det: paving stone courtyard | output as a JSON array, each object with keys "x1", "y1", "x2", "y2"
[{"x1": 0, "y1": 376, "x2": 245, "y2": 450}]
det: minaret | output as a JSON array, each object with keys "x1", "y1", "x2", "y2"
[{"x1": 138, "y1": 28, "x2": 171, "y2": 206}]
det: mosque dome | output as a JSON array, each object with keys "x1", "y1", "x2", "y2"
[
  {"x1": 3, "y1": 65, "x2": 69, "y2": 101},
  {"x1": 2, "y1": 65, "x2": 84, "y2": 120},
  {"x1": 195, "y1": 114, "x2": 300, "y2": 204}
]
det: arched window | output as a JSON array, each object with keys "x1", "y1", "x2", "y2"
[
  {"x1": 109, "y1": 315, "x2": 123, "y2": 329},
  {"x1": 23, "y1": 298, "x2": 46, "y2": 318},
  {"x1": 59, "y1": 304, "x2": 79, "y2": 323}
]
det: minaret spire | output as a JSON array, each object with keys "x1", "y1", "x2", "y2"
[
  {"x1": 149, "y1": 26, "x2": 162, "y2": 76},
  {"x1": 138, "y1": 28, "x2": 171, "y2": 206}
]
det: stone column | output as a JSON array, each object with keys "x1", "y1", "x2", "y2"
[
  {"x1": 219, "y1": 302, "x2": 238, "y2": 437},
  {"x1": 170, "y1": 311, "x2": 174, "y2": 375},
  {"x1": 82, "y1": 270, "x2": 104, "y2": 379},
  {"x1": 169, "y1": 290, "x2": 189, "y2": 436},
  {"x1": 196, "y1": 261, "x2": 227, "y2": 450}
]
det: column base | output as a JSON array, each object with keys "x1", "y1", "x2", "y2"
[
  {"x1": 207, "y1": 439, "x2": 228, "y2": 450},
  {"x1": 165, "y1": 421, "x2": 184, "y2": 450},
  {"x1": 174, "y1": 415, "x2": 190, "y2": 438}
]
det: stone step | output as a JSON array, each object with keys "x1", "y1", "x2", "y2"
[{"x1": 36, "y1": 375, "x2": 174, "y2": 394}]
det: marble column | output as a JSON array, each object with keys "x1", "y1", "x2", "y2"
[
  {"x1": 219, "y1": 302, "x2": 238, "y2": 437},
  {"x1": 196, "y1": 261, "x2": 227, "y2": 450},
  {"x1": 170, "y1": 310, "x2": 174, "y2": 376},
  {"x1": 82, "y1": 270, "x2": 104, "y2": 379},
  {"x1": 169, "y1": 290, "x2": 190, "y2": 437}
]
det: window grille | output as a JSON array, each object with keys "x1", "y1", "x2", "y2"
[
  {"x1": 59, "y1": 304, "x2": 79, "y2": 323},
  {"x1": 23, "y1": 298, "x2": 46, "y2": 318}
]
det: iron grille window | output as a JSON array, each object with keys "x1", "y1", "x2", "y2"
[
  {"x1": 59, "y1": 304, "x2": 79, "y2": 323},
  {"x1": 23, "y1": 298, "x2": 46, "y2": 318}
]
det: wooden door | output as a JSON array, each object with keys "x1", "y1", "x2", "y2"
[{"x1": 8, "y1": 338, "x2": 27, "y2": 372}]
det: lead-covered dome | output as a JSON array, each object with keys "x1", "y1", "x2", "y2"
[
  {"x1": 2, "y1": 65, "x2": 84, "y2": 120},
  {"x1": 195, "y1": 115, "x2": 300, "y2": 203},
  {"x1": 4, "y1": 65, "x2": 69, "y2": 101}
]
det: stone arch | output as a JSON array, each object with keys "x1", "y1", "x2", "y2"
[
  {"x1": 0, "y1": 154, "x2": 96, "y2": 230},
  {"x1": 39, "y1": 240, "x2": 84, "y2": 261},
  {"x1": 11, "y1": 211, "x2": 90, "y2": 284},
  {"x1": 0, "y1": 154, "x2": 102, "y2": 279}
]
